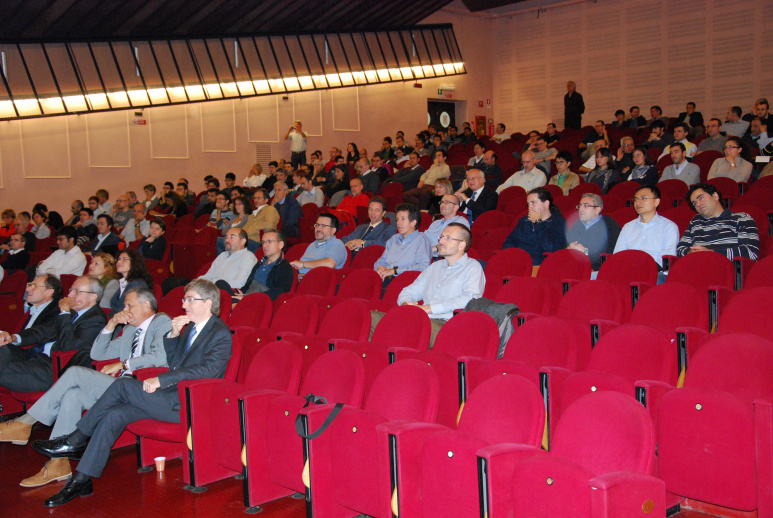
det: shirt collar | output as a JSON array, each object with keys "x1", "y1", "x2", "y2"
[{"x1": 582, "y1": 215, "x2": 603, "y2": 229}]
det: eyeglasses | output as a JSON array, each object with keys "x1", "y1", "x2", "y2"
[
  {"x1": 262, "y1": 239, "x2": 279, "y2": 244},
  {"x1": 438, "y1": 234, "x2": 464, "y2": 242},
  {"x1": 439, "y1": 200, "x2": 459, "y2": 206},
  {"x1": 576, "y1": 204, "x2": 598, "y2": 209},
  {"x1": 632, "y1": 196, "x2": 655, "y2": 203},
  {"x1": 68, "y1": 288, "x2": 95, "y2": 295},
  {"x1": 313, "y1": 223, "x2": 333, "y2": 228},
  {"x1": 27, "y1": 283, "x2": 46, "y2": 289},
  {"x1": 724, "y1": 145, "x2": 740, "y2": 150},
  {"x1": 182, "y1": 297, "x2": 205, "y2": 304}
]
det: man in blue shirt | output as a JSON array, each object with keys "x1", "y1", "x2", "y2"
[
  {"x1": 290, "y1": 213, "x2": 348, "y2": 277},
  {"x1": 374, "y1": 203, "x2": 431, "y2": 288},
  {"x1": 425, "y1": 194, "x2": 469, "y2": 256},
  {"x1": 566, "y1": 193, "x2": 620, "y2": 271},
  {"x1": 614, "y1": 185, "x2": 679, "y2": 267}
]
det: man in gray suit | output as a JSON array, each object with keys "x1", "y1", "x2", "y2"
[
  {"x1": 34, "y1": 279, "x2": 232, "y2": 507},
  {"x1": 0, "y1": 287, "x2": 171, "y2": 488}
]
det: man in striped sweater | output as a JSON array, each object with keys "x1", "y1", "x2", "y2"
[{"x1": 677, "y1": 183, "x2": 759, "y2": 259}]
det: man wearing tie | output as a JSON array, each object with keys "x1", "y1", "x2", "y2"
[
  {"x1": 0, "y1": 287, "x2": 171, "y2": 488},
  {"x1": 0, "y1": 276, "x2": 107, "y2": 393},
  {"x1": 4, "y1": 275, "x2": 62, "y2": 337},
  {"x1": 35, "y1": 279, "x2": 231, "y2": 507},
  {"x1": 455, "y1": 168, "x2": 498, "y2": 224},
  {"x1": 341, "y1": 197, "x2": 396, "y2": 253}
]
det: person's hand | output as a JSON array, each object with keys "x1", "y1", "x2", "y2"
[
  {"x1": 567, "y1": 241, "x2": 585, "y2": 251},
  {"x1": 689, "y1": 245, "x2": 711, "y2": 253},
  {"x1": 106, "y1": 309, "x2": 133, "y2": 331},
  {"x1": 616, "y1": 149, "x2": 624, "y2": 161},
  {"x1": 0, "y1": 331, "x2": 12, "y2": 346},
  {"x1": 143, "y1": 377, "x2": 161, "y2": 393},
  {"x1": 648, "y1": 132, "x2": 658, "y2": 141},
  {"x1": 527, "y1": 210, "x2": 541, "y2": 223},
  {"x1": 169, "y1": 315, "x2": 191, "y2": 338},
  {"x1": 232, "y1": 289, "x2": 245, "y2": 301},
  {"x1": 100, "y1": 362, "x2": 123, "y2": 375},
  {"x1": 622, "y1": 166, "x2": 630, "y2": 175},
  {"x1": 0, "y1": 244, "x2": 9, "y2": 251},
  {"x1": 146, "y1": 235, "x2": 156, "y2": 243},
  {"x1": 290, "y1": 260, "x2": 305, "y2": 270},
  {"x1": 59, "y1": 297, "x2": 72, "y2": 313}
]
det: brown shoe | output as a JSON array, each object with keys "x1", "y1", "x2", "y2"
[
  {"x1": 20, "y1": 458, "x2": 72, "y2": 488},
  {"x1": 0, "y1": 418, "x2": 32, "y2": 445}
]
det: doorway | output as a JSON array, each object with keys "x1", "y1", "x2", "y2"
[{"x1": 427, "y1": 100, "x2": 456, "y2": 133}]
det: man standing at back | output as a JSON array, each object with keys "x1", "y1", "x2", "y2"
[
  {"x1": 285, "y1": 120, "x2": 308, "y2": 169},
  {"x1": 564, "y1": 80, "x2": 585, "y2": 130}
]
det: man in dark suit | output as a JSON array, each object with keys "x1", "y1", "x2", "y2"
[
  {"x1": 382, "y1": 152, "x2": 424, "y2": 192},
  {"x1": 341, "y1": 197, "x2": 396, "y2": 253},
  {"x1": 480, "y1": 150, "x2": 503, "y2": 190},
  {"x1": 82, "y1": 214, "x2": 121, "y2": 257},
  {"x1": 0, "y1": 233, "x2": 31, "y2": 273},
  {"x1": 0, "y1": 276, "x2": 106, "y2": 393},
  {"x1": 677, "y1": 102, "x2": 705, "y2": 138},
  {"x1": 10, "y1": 275, "x2": 63, "y2": 340},
  {"x1": 35, "y1": 279, "x2": 231, "y2": 507},
  {"x1": 270, "y1": 181, "x2": 303, "y2": 238},
  {"x1": 14, "y1": 216, "x2": 36, "y2": 252},
  {"x1": 455, "y1": 168, "x2": 498, "y2": 224}
]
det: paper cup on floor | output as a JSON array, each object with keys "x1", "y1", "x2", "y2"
[{"x1": 154, "y1": 456, "x2": 166, "y2": 472}]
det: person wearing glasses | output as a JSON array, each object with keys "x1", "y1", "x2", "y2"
[
  {"x1": 614, "y1": 185, "x2": 679, "y2": 268},
  {"x1": 707, "y1": 136, "x2": 753, "y2": 183},
  {"x1": 658, "y1": 143, "x2": 700, "y2": 187},
  {"x1": 695, "y1": 118, "x2": 727, "y2": 154},
  {"x1": 677, "y1": 183, "x2": 759, "y2": 260},
  {"x1": 0, "y1": 275, "x2": 61, "y2": 347},
  {"x1": 548, "y1": 151, "x2": 580, "y2": 195},
  {"x1": 234, "y1": 229, "x2": 294, "y2": 301},
  {"x1": 290, "y1": 213, "x2": 348, "y2": 277},
  {"x1": 455, "y1": 168, "x2": 498, "y2": 224},
  {"x1": 425, "y1": 194, "x2": 469, "y2": 257},
  {"x1": 565, "y1": 193, "x2": 621, "y2": 271},
  {"x1": 35, "y1": 279, "x2": 230, "y2": 507},
  {"x1": 218, "y1": 188, "x2": 279, "y2": 254},
  {"x1": 35, "y1": 226, "x2": 87, "y2": 278},
  {"x1": 392, "y1": 223, "x2": 484, "y2": 346},
  {"x1": 0, "y1": 275, "x2": 107, "y2": 395}
]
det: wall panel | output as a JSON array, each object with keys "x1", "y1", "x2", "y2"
[
  {"x1": 246, "y1": 96, "x2": 279, "y2": 142},
  {"x1": 86, "y1": 111, "x2": 131, "y2": 167},
  {"x1": 149, "y1": 105, "x2": 189, "y2": 159},
  {"x1": 20, "y1": 117, "x2": 71, "y2": 178},
  {"x1": 200, "y1": 101, "x2": 236, "y2": 152}
]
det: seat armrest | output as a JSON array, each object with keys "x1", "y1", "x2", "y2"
[
  {"x1": 515, "y1": 312, "x2": 541, "y2": 327},
  {"x1": 708, "y1": 285, "x2": 734, "y2": 332},
  {"x1": 387, "y1": 346, "x2": 419, "y2": 364},
  {"x1": 457, "y1": 356, "x2": 490, "y2": 405},
  {"x1": 589, "y1": 319, "x2": 621, "y2": 347},
  {"x1": 675, "y1": 326, "x2": 711, "y2": 373},
  {"x1": 91, "y1": 357, "x2": 121, "y2": 375},
  {"x1": 635, "y1": 380, "x2": 676, "y2": 423},
  {"x1": 589, "y1": 472, "x2": 666, "y2": 517},
  {"x1": 51, "y1": 351, "x2": 78, "y2": 381},
  {"x1": 539, "y1": 366, "x2": 574, "y2": 449},
  {"x1": 661, "y1": 255, "x2": 678, "y2": 271},
  {"x1": 733, "y1": 257, "x2": 756, "y2": 290},
  {"x1": 328, "y1": 338, "x2": 356, "y2": 351},
  {"x1": 477, "y1": 444, "x2": 547, "y2": 518},
  {"x1": 133, "y1": 366, "x2": 169, "y2": 381}
]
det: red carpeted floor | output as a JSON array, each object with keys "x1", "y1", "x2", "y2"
[{"x1": 0, "y1": 422, "x2": 742, "y2": 518}]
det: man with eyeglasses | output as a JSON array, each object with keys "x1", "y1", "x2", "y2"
[
  {"x1": 0, "y1": 233, "x2": 31, "y2": 273},
  {"x1": 222, "y1": 188, "x2": 279, "y2": 254},
  {"x1": 1, "y1": 287, "x2": 171, "y2": 489},
  {"x1": 548, "y1": 151, "x2": 580, "y2": 195},
  {"x1": 742, "y1": 117, "x2": 772, "y2": 153},
  {"x1": 677, "y1": 183, "x2": 759, "y2": 260},
  {"x1": 614, "y1": 185, "x2": 679, "y2": 268},
  {"x1": 393, "y1": 223, "x2": 484, "y2": 345},
  {"x1": 342, "y1": 197, "x2": 396, "y2": 253},
  {"x1": 658, "y1": 143, "x2": 700, "y2": 187},
  {"x1": 290, "y1": 213, "x2": 348, "y2": 277},
  {"x1": 36, "y1": 279, "x2": 231, "y2": 507},
  {"x1": 696, "y1": 118, "x2": 727, "y2": 154},
  {"x1": 234, "y1": 229, "x2": 294, "y2": 300},
  {"x1": 207, "y1": 191, "x2": 234, "y2": 231},
  {"x1": 616, "y1": 137, "x2": 636, "y2": 173},
  {"x1": 270, "y1": 181, "x2": 303, "y2": 238},
  {"x1": 0, "y1": 275, "x2": 61, "y2": 348},
  {"x1": 566, "y1": 193, "x2": 621, "y2": 271},
  {"x1": 425, "y1": 194, "x2": 469, "y2": 256},
  {"x1": 456, "y1": 168, "x2": 498, "y2": 224},
  {"x1": 34, "y1": 226, "x2": 87, "y2": 279},
  {"x1": 0, "y1": 275, "x2": 106, "y2": 395}
]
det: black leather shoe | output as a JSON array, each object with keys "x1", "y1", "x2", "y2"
[
  {"x1": 44, "y1": 477, "x2": 93, "y2": 507},
  {"x1": 32, "y1": 436, "x2": 88, "y2": 460}
]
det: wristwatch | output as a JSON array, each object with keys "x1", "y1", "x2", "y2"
[
  {"x1": 394, "y1": 266, "x2": 399, "y2": 275},
  {"x1": 122, "y1": 359, "x2": 130, "y2": 370},
  {"x1": 582, "y1": 248, "x2": 589, "y2": 256}
]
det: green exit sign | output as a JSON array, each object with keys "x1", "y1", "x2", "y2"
[{"x1": 438, "y1": 89, "x2": 442, "y2": 95}]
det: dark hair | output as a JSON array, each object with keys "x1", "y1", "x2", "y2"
[
  {"x1": 709, "y1": 118, "x2": 723, "y2": 127},
  {"x1": 408, "y1": 151, "x2": 419, "y2": 160},
  {"x1": 673, "y1": 122, "x2": 690, "y2": 133},
  {"x1": 57, "y1": 225, "x2": 78, "y2": 242},
  {"x1": 13, "y1": 232, "x2": 26, "y2": 244},
  {"x1": 225, "y1": 172, "x2": 236, "y2": 181},
  {"x1": 670, "y1": 142, "x2": 686, "y2": 152},
  {"x1": 529, "y1": 187, "x2": 554, "y2": 208},
  {"x1": 96, "y1": 189, "x2": 109, "y2": 199},
  {"x1": 317, "y1": 212, "x2": 340, "y2": 232},
  {"x1": 253, "y1": 188, "x2": 269, "y2": 201},
  {"x1": 32, "y1": 210, "x2": 47, "y2": 222},
  {"x1": 88, "y1": 195, "x2": 100, "y2": 204},
  {"x1": 268, "y1": 161, "x2": 278, "y2": 168},
  {"x1": 262, "y1": 229, "x2": 286, "y2": 252},
  {"x1": 650, "y1": 105, "x2": 662, "y2": 115},
  {"x1": 725, "y1": 136, "x2": 743, "y2": 150},
  {"x1": 686, "y1": 183, "x2": 722, "y2": 209},
  {"x1": 730, "y1": 106, "x2": 742, "y2": 117},
  {"x1": 334, "y1": 155, "x2": 345, "y2": 162},
  {"x1": 229, "y1": 186, "x2": 244, "y2": 197},
  {"x1": 632, "y1": 145, "x2": 653, "y2": 166},
  {"x1": 615, "y1": 109, "x2": 625, "y2": 117},
  {"x1": 395, "y1": 203, "x2": 421, "y2": 227},
  {"x1": 97, "y1": 214, "x2": 114, "y2": 227},
  {"x1": 41, "y1": 273, "x2": 63, "y2": 301},
  {"x1": 144, "y1": 184, "x2": 156, "y2": 193},
  {"x1": 33, "y1": 203, "x2": 48, "y2": 213},
  {"x1": 547, "y1": 122, "x2": 556, "y2": 129},
  {"x1": 630, "y1": 106, "x2": 640, "y2": 112},
  {"x1": 686, "y1": 102, "x2": 696, "y2": 109},
  {"x1": 208, "y1": 178, "x2": 220, "y2": 188},
  {"x1": 447, "y1": 222, "x2": 472, "y2": 252},
  {"x1": 635, "y1": 184, "x2": 661, "y2": 199},
  {"x1": 119, "y1": 248, "x2": 154, "y2": 287},
  {"x1": 369, "y1": 196, "x2": 387, "y2": 212},
  {"x1": 204, "y1": 174, "x2": 214, "y2": 182},
  {"x1": 234, "y1": 195, "x2": 253, "y2": 215},
  {"x1": 556, "y1": 150, "x2": 573, "y2": 163},
  {"x1": 596, "y1": 120, "x2": 605, "y2": 126},
  {"x1": 150, "y1": 218, "x2": 166, "y2": 231},
  {"x1": 498, "y1": 122, "x2": 506, "y2": 131},
  {"x1": 207, "y1": 187, "x2": 219, "y2": 195},
  {"x1": 435, "y1": 149, "x2": 447, "y2": 159},
  {"x1": 595, "y1": 147, "x2": 616, "y2": 168},
  {"x1": 163, "y1": 181, "x2": 174, "y2": 189},
  {"x1": 383, "y1": 136, "x2": 392, "y2": 144},
  {"x1": 176, "y1": 182, "x2": 188, "y2": 191},
  {"x1": 651, "y1": 120, "x2": 665, "y2": 130}
]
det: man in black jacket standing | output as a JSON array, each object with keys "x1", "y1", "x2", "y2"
[{"x1": 564, "y1": 81, "x2": 585, "y2": 130}]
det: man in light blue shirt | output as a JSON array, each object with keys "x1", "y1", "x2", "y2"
[
  {"x1": 296, "y1": 173, "x2": 325, "y2": 207},
  {"x1": 374, "y1": 203, "x2": 431, "y2": 287},
  {"x1": 397, "y1": 222, "x2": 484, "y2": 345},
  {"x1": 613, "y1": 185, "x2": 679, "y2": 267},
  {"x1": 424, "y1": 194, "x2": 469, "y2": 256},
  {"x1": 290, "y1": 213, "x2": 348, "y2": 277}
]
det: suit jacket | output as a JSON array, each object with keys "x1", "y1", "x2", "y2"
[
  {"x1": 90, "y1": 313, "x2": 172, "y2": 371},
  {"x1": 460, "y1": 188, "x2": 499, "y2": 223},
  {"x1": 18, "y1": 299, "x2": 61, "y2": 334},
  {"x1": 109, "y1": 278, "x2": 149, "y2": 315},
  {"x1": 341, "y1": 220, "x2": 396, "y2": 248},
  {"x1": 22, "y1": 231, "x2": 36, "y2": 252},
  {"x1": 2, "y1": 249, "x2": 30, "y2": 271},
  {"x1": 482, "y1": 164, "x2": 503, "y2": 190},
  {"x1": 359, "y1": 170, "x2": 381, "y2": 195},
  {"x1": 17, "y1": 304, "x2": 108, "y2": 368},
  {"x1": 156, "y1": 316, "x2": 232, "y2": 408},
  {"x1": 384, "y1": 165, "x2": 424, "y2": 191},
  {"x1": 83, "y1": 232, "x2": 122, "y2": 255},
  {"x1": 274, "y1": 197, "x2": 303, "y2": 238},
  {"x1": 243, "y1": 205, "x2": 281, "y2": 242},
  {"x1": 677, "y1": 112, "x2": 704, "y2": 128}
]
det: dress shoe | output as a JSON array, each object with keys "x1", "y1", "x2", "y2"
[
  {"x1": 0, "y1": 419, "x2": 32, "y2": 445},
  {"x1": 32, "y1": 436, "x2": 88, "y2": 460},
  {"x1": 20, "y1": 458, "x2": 72, "y2": 488},
  {"x1": 44, "y1": 477, "x2": 93, "y2": 507}
]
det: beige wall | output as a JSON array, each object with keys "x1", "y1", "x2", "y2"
[
  {"x1": 0, "y1": 13, "x2": 493, "y2": 217},
  {"x1": 490, "y1": 0, "x2": 772, "y2": 133}
]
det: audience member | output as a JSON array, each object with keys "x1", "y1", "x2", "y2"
[
  {"x1": 296, "y1": 173, "x2": 325, "y2": 207},
  {"x1": 88, "y1": 253, "x2": 120, "y2": 311},
  {"x1": 35, "y1": 226, "x2": 87, "y2": 278},
  {"x1": 456, "y1": 168, "x2": 498, "y2": 224},
  {"x1": 621, "y1": 146, "x2": 658, "y2": 186},
  {"x1": 491, "y1": 123, "x2": 510, "y2": 144},
  {"x1": 659, "y1": 143, "x2": 700, "y2": 186},
  {"x1": 93, "y1": 190, "x2": 112, "y2": 217},
  {"x1": 660, "y1": 123, "x2": 697, "y2": 159},
  {"x1": 143, "y1": 184, "x2": 159, "y2": 210},
  {"x1": 383, "y1": 152, "x2": 424, "y2": 192},
  {"x1": 110, "y1": 195, "x2": 132, "y2": 228},
  {"x1": 579, "y1": 120, "x2": 609, "y2": 160},
  {"x1": 696, "y1": 118, "x2": 727, "y2": 153},
  {"x1": 584, "y1": 148, "x2": 620, "y2": 194},
  {"x1": 467, "y1": 142, "x2": 485, "y2": 169},
  {"x1": 270, "y1": 182, "x2": 302, "y2": 238},
  {"x1": 0, "y1": 233, "x2": 30, "y2": 273},
  {"x1": 677, "y1": 102, "x2": 705, "y2": 137},
  {"x1": 121, "y1": 203, "x2": 150, "y2": 244},
  {"x1": 566, "y1": 193, "x2": 621, "y2": 271},
  {"x1": 82, "y1": 214, "x2": 121, "y2": 256},
  {"x1": 425, "y1": 194, "x2": 469, "y2": 256},
  {"x1": 356, "y1": 157, "x2": 381, "y2": 195},
  {"x1": 548, "y1": 151, "x2": 580, "y2": 195},
  {"x1": 342, "y1": 197, "x2": 396, "y2": 252},
  {"x1": 373, "y1": 203, "x2": 430, "y2": 283},
  {"x1": 290, "y1": 213, "x2": 348, "y2": 276},
  {"x1": 236, "y1": 229, "x2": 293, "y2": 300},
  {"x1": 647, "y1": 105, "x2": 670, "y2": 127},
  {"x1": 614, "y1": 185, "x2": 679, "y2": 267},
  {"x1": 503, "y1": 187, "x2": 567, "y2": 265},
  {"x1": 30, "y1": 211, "x2": 51, "y2": 239},
  {"x1": 243, "y1": 164, "x2": 266, "y2": 188},
  {"x1": 109, "y1": 249, "x2": 153, "y2": 315},
  {"x1": 496, "y1": 151, "x2": 547, "y2": 193},
  {"x1": 336, "y1": 178, "x2": 370, "y2": 219},
  {"x1": 644, "y1": 120, "x2": 674, "y2": 150},
  {"x1": 707, "y1": 136, "x2": 753, "y2": 183}
]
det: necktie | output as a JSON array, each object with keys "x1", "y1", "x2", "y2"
[
  {"x1": 362, "y1": 226, "x2": 374, "y2": 239},
  {"x1": 185, "y1": 326, "x2": 198, "y2": 352},
  {"x1": 468, "y1": 191, "x2": 477, "y2": 224},
  {"x1": 130, "y1": 327, "x2": 142, "y2": 358},
  {"x1": 71, "y1": 311, "x2": 78, "y2": 324}
]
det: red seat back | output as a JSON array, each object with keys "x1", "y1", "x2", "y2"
[
  {"x1": 596, "y1": 249, "x2": 659, "y2": 287},
  {"x1": 296, "y1": 266, "x2": 337, "y2": 296},
  {"x1": 494, "y1": 276, "x2": 555, "y2": 316},
  {"x1": 350, "y1": 245, "x2": 385, "y2": 270},
  {"x1": 434, "y1": 311, "x2": 499, "y2": 360},
  {"x1": 271, "y1": 295, "x2": 319, "y2": 334},
  {"x1": 668, "y1": 251, "x2": 735, "y2": 291},
  {"x1": 536, "y1": 249, "x2": 591, "y2": 284},
  {"x1": 372, "y1": 304, "x2": 431, "y2": 351},
  {"x1": 229, "y1": 292, "x2": 272, "y2": 330},
  {"x1": 336, "y1": 268, "x2": 381, "y2": 300},
  {"x1": 317, "y1": 299, "x2": 371, "y2": 341}
]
